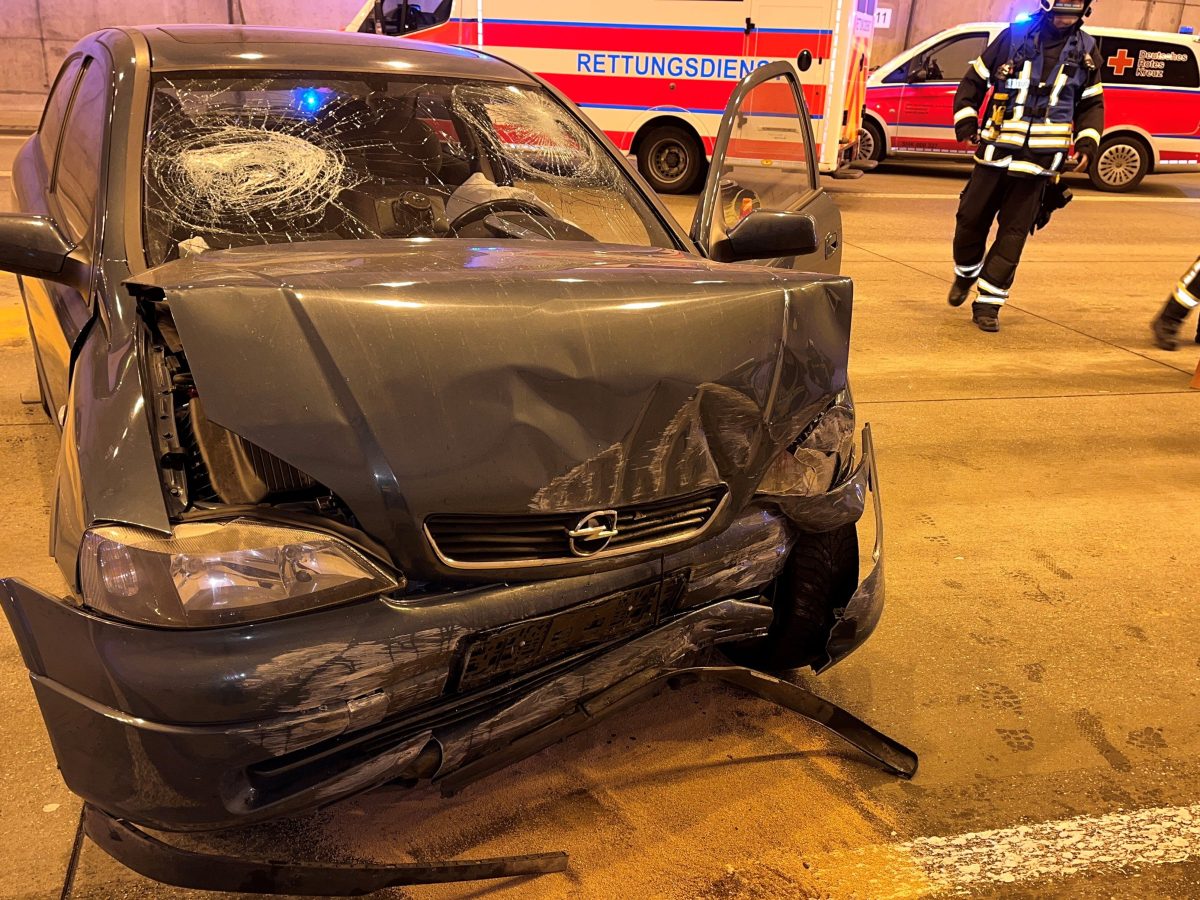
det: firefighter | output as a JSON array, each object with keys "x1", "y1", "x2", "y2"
[
  {"x1": 946, "y1": 0, "x2": 1105, "y2": 332},
  {"x1": 1151, "y1": 256, "x2": 1200, "y2": 350}
]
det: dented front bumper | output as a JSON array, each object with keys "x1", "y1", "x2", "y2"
[{"x1": 1, "y1": 431, "x2": 884, "y2": 832}]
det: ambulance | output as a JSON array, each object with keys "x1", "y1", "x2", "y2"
[
  {"x1": 348, "y1": 0, "x2": 877, "y2": 192},
  {"x1": 860, "y1": 21, "x2": 1200, "y2": 191}
]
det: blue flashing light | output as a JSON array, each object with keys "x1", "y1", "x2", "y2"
[
  {"x1": 1181, "y1": 25, "x2": 1195, "y2": 34},
  {"x1": 1014, "y1": 12, "x2": 1034, "y2": 23},
  {"x1": 295, "y1": 88, "x2": 326, "y2": 116}
]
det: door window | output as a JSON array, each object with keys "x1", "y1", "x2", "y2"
[
  {"x1": 1097, "y1": 37, "x2": 1199, "y2": 87},
  {"x1": 39, "y1": 57, "x2": 84, "y2": 173},
  {"x1": 889, "y1": 33, "x2": 988, "y2": 83},
  {"x1": 52, "y1": 58, "x2": 111, "y2": 243},
  {"x1": 715, "y1": 74, "x2": 814, "y2": 237},
  {"x1": 693, "y1": 61, "x2": 839, "y2": 271}
]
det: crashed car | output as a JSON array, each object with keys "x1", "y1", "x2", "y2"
[{"x1": 0, "y1": 26, "x2": 883, "y2": 834}]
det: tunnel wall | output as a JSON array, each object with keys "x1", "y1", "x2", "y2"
[
  {"x1": 0, "y1": 0, "x2": 363, "y2": 98},
  {"x1": 2, "y1": 1, "x2": 1199, "y2": 109}
]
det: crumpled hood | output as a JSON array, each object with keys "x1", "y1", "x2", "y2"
[{"x1": 129, "y1": 239, "x2": 852, "y2": 579}]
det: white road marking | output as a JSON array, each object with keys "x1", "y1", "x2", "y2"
[
  {"x1": 833, "y1": 191, "x2": 1200, "y2": 203},
  {"x1": 830, "y1": 802, "x2": 1200, "y2": 897}
]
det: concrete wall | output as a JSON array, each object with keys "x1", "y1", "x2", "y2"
[
  {"x1": 0, "y1": 0, "x2": 364, "y2": 98},
  {"x1": 874, "y1": 0, "x2": 1200, "y2": 65}
]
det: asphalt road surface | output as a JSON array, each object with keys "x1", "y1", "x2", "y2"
[{"x1": 1, "y1": 158, "x2": 1198, "y2": 899}]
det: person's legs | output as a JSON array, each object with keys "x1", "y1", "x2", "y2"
[
  {"x1": 971, "y1": 175, "x2": 1044, "y2": 331},
  {"x1": 1151, "y1": 255, "x2": 1200, "y2": 350},
  {"x1": 949, "y1": 165, "x2": 1005, "y2": 306}
]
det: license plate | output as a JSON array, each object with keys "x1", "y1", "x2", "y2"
[{"x1": 454, "y1": 576, "x2": 686, "y2": 692}]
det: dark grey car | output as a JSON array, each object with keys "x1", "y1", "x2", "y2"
[{"x1": 0, "y1": 25, "x2": 884, "y2": 836}]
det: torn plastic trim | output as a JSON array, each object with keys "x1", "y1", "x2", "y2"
[
  {"x1": 82, "y1": 804, "x2": 569, "y2": 895},
  {"x1": 758, "y1": 423, "x2": 872, "y2": 534}
]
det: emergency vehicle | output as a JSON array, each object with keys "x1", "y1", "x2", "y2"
[
  {"x1": 860, "y1": 21, "x2": 1200, "y2": 191},
  {"x1": 349, "y1": 0, "x2": 877, "y2": 192}
]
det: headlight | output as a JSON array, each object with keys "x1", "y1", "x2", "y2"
[
  {"x1": 79, "y1": 519, "x2": 399, "y2": 627},
  {"x1": 757, "y1": 390, "x2": 856, "y2": 496}
]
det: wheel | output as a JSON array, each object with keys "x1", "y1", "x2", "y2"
[
  {"x1": 637, "y1": 125, "x2": 704, "y2": 194},
  {"x1": 1089, "y1": 136, "x2": 1150, "y2": 192},
  {"x1": 724, "y1": 524, "x2": 860, "y2": 672},
  {"x1": 858, "y1": 118, "x2": 886, "y2": 164}
]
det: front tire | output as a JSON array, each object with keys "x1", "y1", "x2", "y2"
[
  {"x1": 859, "y1": 118, "x2": 886, "y2": 164},
  {"x1": 726, "y1": 524, "x2": 860, "y2": 672},
  {"x1": 1089, "y1": 136, "x2": 1150, "y2": 192},
  {"x1": 637, "y1": 125, "x2": 705, "y2": 194}
]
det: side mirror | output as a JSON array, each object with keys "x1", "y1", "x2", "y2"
[
  {"x1": 796, "y1": 49, "x2": 814, "y2": 72},
  {"x1": 719, "y1": 210, "x2": 820, "y2": 263},
  {"x1": 907, "y1": 65, "x2": 928, "y2": 83},
  {"x1": 0, "y1": 214, "x2": 74, "y2": 280}
]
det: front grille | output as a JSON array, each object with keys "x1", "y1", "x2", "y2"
[{"x1": 425, "y1": 485, "x2": 727, "y2": 568}]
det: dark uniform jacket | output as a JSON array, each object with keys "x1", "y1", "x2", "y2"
[{"x1": 953, "y1": 18, "x2": 1105, "y2": 177}]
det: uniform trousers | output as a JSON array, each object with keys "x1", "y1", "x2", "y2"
[{"x1": 952, "y1": 164, "x2": 1046, "y2": 306}]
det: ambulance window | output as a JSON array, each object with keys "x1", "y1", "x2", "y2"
[
  {"x1": 362, "y1": 0, "x2": 452, "y2": 36},
  {"x1": 907, "y1": 33, "x2": 988, "y2": 83},
  {"x1": 1097, "y1": 37, "x2": 1199, "y2": 88}
]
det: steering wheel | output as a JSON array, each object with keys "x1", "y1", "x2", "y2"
[{"x1": 449, "y1": 198, "x2": 555, "y2": 233}]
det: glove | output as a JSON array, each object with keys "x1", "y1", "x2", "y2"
[{"x1": 955, "y1": 120, "x2": 979, "y2": 144}]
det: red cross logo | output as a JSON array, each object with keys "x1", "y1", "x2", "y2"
[{"x1": 1107, "y1": 48, "x2": 1135, "y2": 75}]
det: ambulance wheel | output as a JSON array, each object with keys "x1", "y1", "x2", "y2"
[
  {"x1": 1089, "y1": 135, "x2": 1149, "y2": 192},
  {"x1": 723, "y1": 524, "x2": 860, "y2": 672},
  {"x1": 638, "y1": 125, "x2": 704, "y2": 194},
  {"x1": 859, "y1": 118, "x2": 886, "y2": 163}
]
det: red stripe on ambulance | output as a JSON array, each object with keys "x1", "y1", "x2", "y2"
[{"x1": 544, "y1": 72, "x2": 826, "y2": 115}]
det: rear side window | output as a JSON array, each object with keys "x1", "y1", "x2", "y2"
[
  {"x1": 1098, "y1": 37, "x2": 1200, "y2": 88},
  {"x1": 39, "y1": 58, "x2": 84, "y2": 172},
  {"x1": 53, "y1": 58, "x2": 111, "y2": 242}
]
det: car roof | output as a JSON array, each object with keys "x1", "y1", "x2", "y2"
[
  {"x1": 945, "y1": 20, "x2": 1200, "y2": 43},
  {"x1": 117, "y1": 24, "x2": 536, "y2": 82}
]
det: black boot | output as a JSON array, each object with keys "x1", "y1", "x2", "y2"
[
  {"x1": 1151, "y1": 298, "x2": 1188, "y2": 351},
  {"x1": 972, "y1": 301, "x2": 1000, "y2": 333},
  {"x1": 947, "y1": 276, "x2": 974, "y2": 307}
]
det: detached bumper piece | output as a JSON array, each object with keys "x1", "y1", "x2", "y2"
[
  {"x1": 83, "y1": 805, "x2": 568, "y2": 894},
  {"x1": 84, "y1": 664, "x2": 915, "y2": 897},
  {"x1": 442, "y1": 663, "x2": 916, "y2": 796}
]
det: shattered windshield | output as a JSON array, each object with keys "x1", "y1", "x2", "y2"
[{"x1": 142, "y1": 73, "x2": 675, "y2": 265}]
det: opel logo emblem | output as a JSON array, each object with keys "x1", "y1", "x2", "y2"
[{"x1": 567, "y1": 510, "x2": 619, "y2": 557}]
